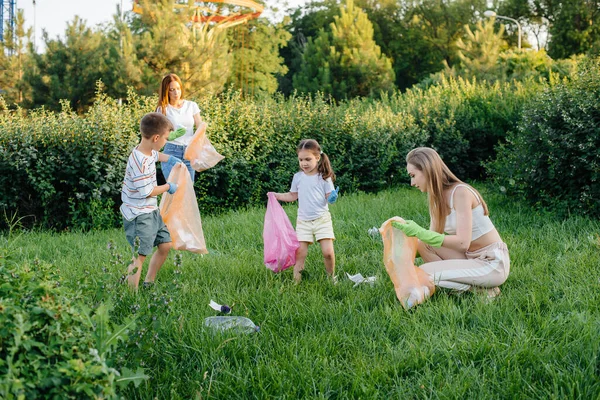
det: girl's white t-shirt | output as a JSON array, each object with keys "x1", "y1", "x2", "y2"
[
  {"x1": 290, "y1": 172, "x2": 335, "y2": 221},
  {"x1": 161, "y1": 100, "x2": 201, "y2": 146}
]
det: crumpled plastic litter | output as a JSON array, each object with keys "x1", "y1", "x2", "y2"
[
  {"x1": 209, "y1": 299, "x2": 231, "y2": 314},
  {"x1": 380, "y1": 216, "x2": 435, "y2": 309},
  {"x1": 346, "y1": 272, "x2": 377, "y2": 287},
  {"x1": 368, "y1": 226, "x2": 380, "y2": 239}
]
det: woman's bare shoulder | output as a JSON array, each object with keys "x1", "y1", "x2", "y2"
[{"x1": 452, "y1": 184, "x2": 479, "y2": 207}]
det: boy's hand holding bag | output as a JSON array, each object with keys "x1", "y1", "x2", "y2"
[
  {"x1": 183, "y1": 122, "x2": 225, "y2": 172},
  {"x1": 159, "y1": 163, "x2": 208, "y2": 254}
]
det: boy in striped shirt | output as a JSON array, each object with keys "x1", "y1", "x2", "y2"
[{"x1": 121, "y1": 112, "x2": 181, "y2": 290}]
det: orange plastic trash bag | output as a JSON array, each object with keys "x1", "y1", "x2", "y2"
[
  {"x1": 380, "y1": 217, "x2": 435, "y2": 309},
  {"x1": 159, "y1": 163, "x2": 208, "y2": 254},
  {"x1": 183, "y1": 122, "x2": 225, "y2": 172}
]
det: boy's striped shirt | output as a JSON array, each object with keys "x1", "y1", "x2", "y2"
[{"x1": 120, "y1": 147, "x2": 159, "y2": 221}]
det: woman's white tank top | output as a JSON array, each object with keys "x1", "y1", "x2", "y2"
[{"x1": 444, "y1": 184, "x2": 495, "y2": 240}]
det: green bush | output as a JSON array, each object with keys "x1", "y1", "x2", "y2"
[
  {"x1": 0, "y1": 84, "x2": 152, "y2": 230},
  {"x1": 0, "y1": 232, "x2": 147, "y2": 399},
  {"x1": 0, "y1": 79, "x2": 540, "y2": 229},
  {"x1": 392, "y1": 76, "x2": 540, "y2": 179},
  {"x1": 194, "y1": 92, "x2": 427, "y2": 213},
  {"x1": 489, "y1": 57, "x2": 600, "y2": 218}
]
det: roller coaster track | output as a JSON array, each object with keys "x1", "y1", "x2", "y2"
[{"x1": 132, "y1": 0, "x2": 263, "y2": 29}]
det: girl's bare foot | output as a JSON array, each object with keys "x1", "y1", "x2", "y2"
[{"x1": 293, "y1": 270, "x2": 302, "y2": 284}]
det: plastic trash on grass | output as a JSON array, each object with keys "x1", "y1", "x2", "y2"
[
  {"x1": 159, "y1": 163, "x2": 208, "y2": 254},
  {"x1": 346, "y1": 273, "x2": 377, "y2": 287},
  {"x1": 204, "y1": 316, "x2": 260, "y2": 333},
  {"x1": 263, "y1": 192, "x2": 300, "y2": 272},
  {"x1": 368, "y1": 226, "x2": 381, "y2": 239},
  {"x1": 380, "y1": 217, "x2": 435, "y2": 309},
  {"x1": 183, "y1": 122, "x2": 224, "y2": 172},
  {"x1": 209, "y1": 300, "x2": 231, "y2": 314}
]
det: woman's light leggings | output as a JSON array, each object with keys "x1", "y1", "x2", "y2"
[{"x1": 419, "y1": 242, "x2": 510, "y2": 290}]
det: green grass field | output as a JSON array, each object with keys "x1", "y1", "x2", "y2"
[{"x1": 10, "y1": 186, "x2": 600, "y2": 399}]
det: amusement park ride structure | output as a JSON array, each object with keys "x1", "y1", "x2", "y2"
[
  {"x1": 132, "y1": 0, "x2": 264, "y2": 30},
  {"x1": 132, "y1": 1, "x2": 265, "y2": 96},
  {"x1": 0, "y1": 1, "x2": 263, "y2": 46},
  {"x1": 0, "y1": 0, "x2": 16, "y2": 44}
]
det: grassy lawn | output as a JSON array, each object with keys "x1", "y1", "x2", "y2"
[{"x1": 9, "y1": 186, "x2": 600, "y2": 399}]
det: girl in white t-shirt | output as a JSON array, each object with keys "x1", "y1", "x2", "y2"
[
  {"x1": 272, "y1": 139, "x2": 339, "y2": 283},
  {"x1": 156, "y1": 73, "x2": 202, "y2": 181}
]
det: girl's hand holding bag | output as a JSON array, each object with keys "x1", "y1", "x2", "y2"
[
  {"x1": 183, "y1": 122, "x2": 225, "y2": 172},
  {"x1": 263, "y1": 192, "x2": 300, "y2": 273}
]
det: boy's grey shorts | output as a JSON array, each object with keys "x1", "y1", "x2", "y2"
[{"x1": 123, "y1": 209, "x2": 171, "y2": 256}]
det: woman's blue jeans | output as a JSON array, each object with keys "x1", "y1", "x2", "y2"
[{"x1": 162, "y1": 142, "x2": 195, "y2": 182}]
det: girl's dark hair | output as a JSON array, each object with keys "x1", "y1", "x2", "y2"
[{"x1": 297, "y1": 139, "x2": 335, "y2": 181}]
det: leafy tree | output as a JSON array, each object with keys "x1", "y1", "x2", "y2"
[
  {"x1": 101, "y1": 9, "x2": 148, "y2": 99},
  {"x1": 279, "y1": 0, "x2": 340, "y2": 95},
  {"x1": 498, "y1": 0, "x2": 600, "y2": 58},
  {"x1": 293, "y1": 0, "x2": 394, "y2": 100},
  {"x1": 546, "y1": 0, "x2": 600, "y2": 58},
  {"x1": 377, "y1": 0, "x2": 488, "y2": 90},
  {"x1": 226, "y1": 18, "x2": 291, "y2": 96},
  {"x1": 0, "y1": 10, "x2": 32, "y2": 106},
  {"x1": 453, "y1": 19, "x2": 507, "y2": 81},
  {"x1": 130, "y1": 0, "x2": 232, "y2": 97},
  {"x1": 24, "y1": 17, "x2": 109, "y2": 111},
  {"x1": 426, "y1": 18, "x2": 570, "y2": 85}
]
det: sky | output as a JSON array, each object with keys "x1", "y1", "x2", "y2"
[{"x1": 15, "y1": 0, "x2": 308, "y2": 50}]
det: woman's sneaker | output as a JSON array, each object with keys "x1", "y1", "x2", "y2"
[{"x1": 471, "y1": 286, "x2": 501, "y2": 303}]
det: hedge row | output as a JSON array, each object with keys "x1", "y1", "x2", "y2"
[
  {"x1": 489, "y1": 58, "x2": 600, "y2": 218},
  {"x1": 0, "y1": 79, "x2": 538, "y2": 229}
]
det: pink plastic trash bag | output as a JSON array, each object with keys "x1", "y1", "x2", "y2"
[
  {"x1": 183, "y1": 122, "x2": 225, "y2": 172},
  {"x1": 263, "y1": 192, "x2": 300, "y2": 272},
  {"x1": 380, "y1": 217, "x2": 435, "y2": 309},
  {"x1": 159, "y1": 163, "x2": 208, "y2": 254}
]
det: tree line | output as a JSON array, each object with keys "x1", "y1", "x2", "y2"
[{"x1": 1, "y1": 0, "x2": 597, "y2": 111}]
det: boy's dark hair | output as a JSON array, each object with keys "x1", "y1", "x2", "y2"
[
  {"x1": 297, "y1": 138, "x2": 336, "y2": 181},
  {"x1": 140, "y1": 112, "x2": 174, "y2": 139}
]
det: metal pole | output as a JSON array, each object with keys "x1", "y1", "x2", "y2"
[
  {"x1": 484, "y1": 10, "x2": 522, "y2": 50},
  {"x1": 119, "y1": 0, "x2": 123, "y2": 50},
  {"x1": 0, "y1": 1, "x2": 4, "y2": 43},
  {"x1": 498, "y1": 15, "x2": 521, "y2": 50},
  {"x1": 33, "y1": 0, "x2": 36, "y2": 51}
]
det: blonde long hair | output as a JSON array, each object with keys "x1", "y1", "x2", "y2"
[
  {"x1": 406, "y1": 147, "x2": 488, "y2": 233},
  {"x1": 157, "y1": 73, "x2": 184, "y2": 115}
]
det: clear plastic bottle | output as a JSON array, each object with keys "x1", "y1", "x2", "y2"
[{"x1": 204, "y1": 316, "x2": 260, "y2": 333}]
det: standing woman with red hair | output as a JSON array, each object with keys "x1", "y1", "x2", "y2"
[{"x1": 156, "y1": 73, "x2": 202, "y2": 181}]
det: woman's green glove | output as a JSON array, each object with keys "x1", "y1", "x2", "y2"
[
  {"x1": 391, "y1": 220, "x2": 445, "y2": 248},
  {"x1": 168, "y1": 127, "x2": 186, "y2": 141}
]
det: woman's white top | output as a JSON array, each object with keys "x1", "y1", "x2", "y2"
[
  {"x1": 444, "y1": 184, "x2": 495, "y2": 240},
  {"x1": 290, "y1": 172, "x2": 335, "y2": 221},
  {"x1": 162, "y1": 100, "x2": 200, "y2": 146}
]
